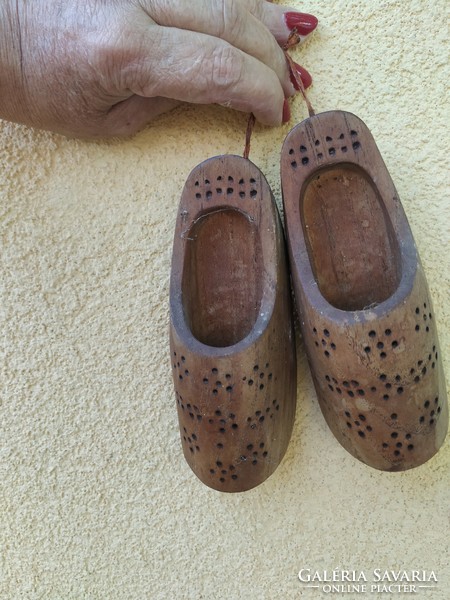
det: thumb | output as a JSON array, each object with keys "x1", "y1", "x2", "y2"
[{"x1": 100, "y1": 96, "x2": 180, "y2": 137}]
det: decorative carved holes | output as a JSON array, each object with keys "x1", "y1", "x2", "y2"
[
  {"x1": 343, "y1": 409, "x2": 373, "y2": 439},
  {"x1": 305, "y1": 135, "x2": 353, "y2": 165}
]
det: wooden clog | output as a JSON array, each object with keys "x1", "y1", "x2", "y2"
[
  {"x1": 170, "y1": 155, "x2": 297, "y2": 491},
  {"x1": 281, "y1": 110, "x2": 448, "y2": 471}
]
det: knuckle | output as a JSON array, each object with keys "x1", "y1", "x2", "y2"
[
  {"x1": 240, "y1": 0, "x2": 265, "y2": 22},
  {"x1": 209, "y1": 45, "x2": 244, "y2": 92},
  {"x1": 215, "y1": 0, "x2": 243, "y2": 40},
  {"x1": 89, "y1": 21, "x2": 163, "y2": 94}
]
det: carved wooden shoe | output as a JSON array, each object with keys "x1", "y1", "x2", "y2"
[
  {"x1": 170, "y1": 155, "x2": 297, "y2": 491},
  {"x1": 281, "y1": 110, "x2": 448, "y2": 471}
]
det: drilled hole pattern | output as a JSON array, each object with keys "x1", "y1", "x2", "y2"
[
  {"x1": 341, "y1": 395, "x2": 442, "y2": 461},
  {"x1": 193, "y1": 175, "x2": 258, "y2": 200},
  {"x1": 312, "y1": 327, "x2": 337, "y2": 359},
  {"x1": 289, "y1": 130, "x2": 361, "y2": 169},
  {"x1": 174, "y1": 357, "x2": 279, "y2": 485},
  {"x1": 310, "y1": 295, "x2": 443, "y2": 464},
  {"x1": 343, "y1": 408, "x2": 372, "y2": 439}
]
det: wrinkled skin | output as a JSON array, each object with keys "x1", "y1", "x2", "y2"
[{"x1": 0, "y1": 0, "x2": 317, "y2": 137}]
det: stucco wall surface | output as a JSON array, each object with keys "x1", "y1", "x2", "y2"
[{"x1": 1, "y1": 1, "x2": 449, "y2": 599}]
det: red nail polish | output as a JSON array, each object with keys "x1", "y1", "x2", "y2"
[
  {"x1": 284, "y1": 12, "x2": 318, "y2": 36},
  {"x1": 282, "y1": 99, "x2": 291, "y2": 124},
  {"x1": 289, "y1": 62, "x2": 313, "y2": 91}
]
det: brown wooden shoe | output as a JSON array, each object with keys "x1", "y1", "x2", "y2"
[
  {"x1": 170, "y1": 155, "x2": 297, "y2": 491},
  {"x1": 281, "y1": 110, "x2": 448, "y2": 471}
]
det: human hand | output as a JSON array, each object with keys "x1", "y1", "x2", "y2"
[{"x1": 0, "y1": 0, "x2": 317, "y2": 138}]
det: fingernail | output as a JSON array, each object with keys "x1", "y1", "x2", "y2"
[
  {"x1": 289, "y1": 62, "x2": 313, "y2": 91},
  {"x1": 284, "y1": 12, "x2": 318, "y2": 36},
  {"x1": 282, "y1": 99, "x2": 291, "y2": 124}
]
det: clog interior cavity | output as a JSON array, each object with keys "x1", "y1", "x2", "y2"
[
  {"x1": 182, "y1": 208, "x2": 262, "y2": 347},
  {"x1": 301, "y1": 163, "x2": 401, "y2": 311}
]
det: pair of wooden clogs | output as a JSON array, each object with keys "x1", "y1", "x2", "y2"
[{"x1": 169, "y1": 111, "x2": 448, "y2": 492}]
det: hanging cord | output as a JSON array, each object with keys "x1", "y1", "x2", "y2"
[
  {"x1": 243, "y1": 28, "x2": 315, "y2": 159},
  {"x1": 284, "y1": 28, "x2": 315, "y2": 118},
  {"x1": 243, "y1": 113, "x2": 256, "y2": 160}
]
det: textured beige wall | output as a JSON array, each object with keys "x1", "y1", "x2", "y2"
[{"x1": 1, "y1": 1, "x2": 449, "y2": 599}]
